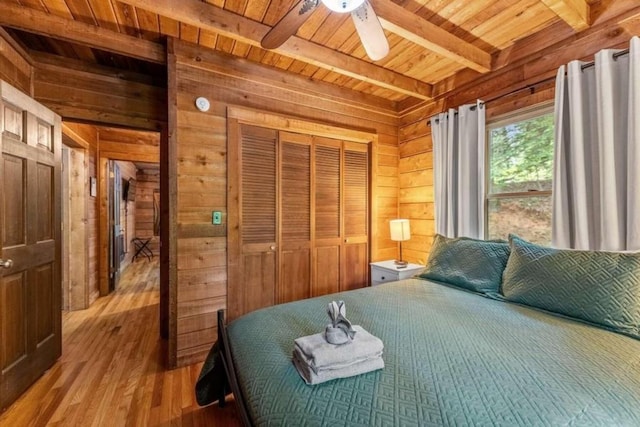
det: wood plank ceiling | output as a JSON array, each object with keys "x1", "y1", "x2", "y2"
[{"x1": 0, "y1": 0, "x2": 622, "y2": 104}]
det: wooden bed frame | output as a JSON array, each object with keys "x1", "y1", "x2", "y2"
[{"x1": 217, "y1": 309, "x2": 253, "y2": 426}]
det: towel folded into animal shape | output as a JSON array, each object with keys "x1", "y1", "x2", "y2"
[{"x1": 324, "y1": 300, "x2": 356, "y2": 344}]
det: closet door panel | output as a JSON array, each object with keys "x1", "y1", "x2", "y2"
[
  {"x1": 280, "y1": 248, "x2": 311, "y2": 303},
  {"x1": 229, "y1": 124, "x2": 277, "y2": 319},
  {"x1": 343, "y1": 242, "x2": 368, "y2": 291},
  {"x1": 314, "y1": 140, "x2": 341, "y2": 240},
  {"x1": 243, "y1": 251, "x2": 276, "y2": 313},
  {"x1": 314, "y1": 246, "x2": 340, "y2": 296},
  {"x1": 314, "y1": 138, "x2": 342, "y2": 294},
  {"x1": 279, "y1": 134, "x2": 312, "y2": 303},
  {"x1": 342, "y1": 142, "x2": 369, "y2": 291}
]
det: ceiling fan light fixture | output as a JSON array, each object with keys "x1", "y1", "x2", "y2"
[{"x1": 320, "y1": 0, "x2": 365, "y2": 13}]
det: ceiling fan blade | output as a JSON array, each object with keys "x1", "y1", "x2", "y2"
[
  {"x1": 351, "y1": 1, "x2": 389, "y2": 61},
  {"x1": 261, "y1": 0, "x2": 319, "y2": 49}
]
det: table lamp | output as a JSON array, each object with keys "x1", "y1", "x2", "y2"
[{"x1": 390, "y1": 219, "x2": 410, "y2": 268}]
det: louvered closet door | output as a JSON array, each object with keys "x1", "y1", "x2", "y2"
[
  {"x1": 278, "y1": 132, "x2": 312, "y2": 303},
  {"x1": 313, "y1": 137, "x2": 342, "y2": 297},
  {"x1": 342, "y1": 141, "x2": 369, "y2": 291},
  {"x1": 229, "y1": 123, "x2": 371, "y2": 316},
  {"x1": 230, "y1": 124, "x2": 277, "y2": 319}
]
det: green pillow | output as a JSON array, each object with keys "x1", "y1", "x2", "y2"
[
  {"x1": 419, "y1": 234, "x2": 510, "y2": 295},
  {"x1": 502, "y1": 235, "x2": 640, "y2": 338}
]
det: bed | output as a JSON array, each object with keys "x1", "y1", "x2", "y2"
[{"x1": 201, "y1": 277, "x2": 640, "y2": 426}]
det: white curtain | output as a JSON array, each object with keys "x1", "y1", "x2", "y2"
[
  {"x1": 553, "y1": 36, "x2": 640, "y2": 251},
  {"x1": 431, "y1": 101, "x2": 485, "y2": 239}
]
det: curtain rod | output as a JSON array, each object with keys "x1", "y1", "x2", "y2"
[
  {"x1": 581, "y1": 48, "x2": 629, "y2": 70},
  {"x1": 427, "y1": 48, "x2": 630, "y2": 126}
]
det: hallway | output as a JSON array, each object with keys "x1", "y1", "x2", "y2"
[{"x1": 0, "y1": 260, "x2": 239, "y2": 426}]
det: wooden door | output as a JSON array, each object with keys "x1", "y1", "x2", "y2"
[
  {"x1": 312, "y1": 137, "x2": 342, "y2": 297},
  {"x1": 0, "y1": 81, "x2": 61, "y2": 411},
  {"x1": 342, "y1": 142, "x2": 369, "y2": 291},
  {"x1": 228, "y1": 123, "x2": 277, "y2": 320},
  {"x1": 278, "y1": 132, "x2": 312, "y2": 303}
]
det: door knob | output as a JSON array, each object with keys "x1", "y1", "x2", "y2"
[
  {"x1": 270, "y1": 245, "x2": 276, "y2": 251},
  {"x1": 0, "y1": 259, "x2": 13, "y2": 269}
]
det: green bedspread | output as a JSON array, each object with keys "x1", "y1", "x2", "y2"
[{"x1": 226, "y1": 279, "x2": 640, "y2": 426}]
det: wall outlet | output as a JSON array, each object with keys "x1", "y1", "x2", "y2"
[{"x1": 212, "y1": 211, "x2": 222, "y2": 225}]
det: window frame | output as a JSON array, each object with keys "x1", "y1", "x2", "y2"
[{"x1": 484, "y1": 102, "x2": 554, "y2": 240}]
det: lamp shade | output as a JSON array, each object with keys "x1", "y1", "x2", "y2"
[
  {"x1": 390, "y1": 219, "x2": 410, "y2": 241},
  {"x1": 320, "y1": 0, "x2": 365, "y2": 13}
]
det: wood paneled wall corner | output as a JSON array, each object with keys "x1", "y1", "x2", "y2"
[
  {"x1": 169, "y1": 39, "x2": 400, "y2": 367},
  {"x1": 395, "y1": 9, "x2": 640, "y2": 265},
  {"x1": 372, "y1": 135, "x2": 400, "y2": 262},
  {"x1": 0, "y1": 28, "x2": 33, "y2": 96},
  {"x1": 61, "y1": 122, "x2": 101, "y2": 307},
  {"x1": 397, "y1": 113, "x2": 434, "y2": 266},
  {"x1": 65, "y1": 148, "x2": 88, "y2": 310}
]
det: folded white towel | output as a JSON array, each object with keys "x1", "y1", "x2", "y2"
[
  {"x1": 294, "y1": 325, "x2": 384, "y2": 372},
  {"x1": 292, "y1": 351, "x2": 384, "y2": 385},
  {"x1": 293, "y1": 347, "x2": 383, "y2": 374}
]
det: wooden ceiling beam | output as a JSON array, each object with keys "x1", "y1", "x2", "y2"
[
  {"x1": 62, "y1": 122, "x2": 92, "y2": 149},
  {"x1": 117, "y1": 0, "x2": 433, "y2": 99},
  {"x1": 399, "y1": 3, "x2": 640, "y2": 124},
  {"x1": 0, "y1": 2, "x2": 166, "y2": 64},
  {"x1": 371, "y1": 0, "x2": 492, "y2": 73},
  {"x1": 541, "y1": 0, "x2": 590, "y2": 31}
]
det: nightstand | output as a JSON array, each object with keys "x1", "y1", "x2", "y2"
[{"x1": 370, "y1": 260, "x2": 425, "y2": 286}]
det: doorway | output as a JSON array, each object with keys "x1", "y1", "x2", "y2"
[
  {"x1": 59, "y1": 123, "x2": 161, "y2": 303},
  {"x1": 109, "y1": 160, "x2": 122, "y2": 291}
]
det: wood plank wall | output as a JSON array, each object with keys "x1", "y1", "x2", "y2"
[
  {"x1": 63, "y1": 122, "x2": 101, "y2": 305},
  {"x1": 168, "y1": 38, "x2": 400, "y2": 367},
  {"x1": 66, "y1": 147, "x2": 88, "y2": 310},
  {"x1": 0, "y1": 30, "x2": 32, "y2": 95},
  {"x1": 136, "y1": 168, "x2": 160, "y2": 255},
  {"x1": 398, "y1": 121, "x2": 434, "y2": 265},
  {"x1": 31, "y1": 52, "x2": 166, "y2": 132}
]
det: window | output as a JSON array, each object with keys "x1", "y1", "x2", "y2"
[{"x1": 486, "y1": 105, "x2": 554, "y2": 245}]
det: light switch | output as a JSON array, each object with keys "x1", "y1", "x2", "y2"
[{"x1": 212, "y1": 211, "x2": 222, "y2": 225}]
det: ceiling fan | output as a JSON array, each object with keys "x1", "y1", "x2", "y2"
[{"x1": 261, "y1": 0, "x2": 390, "y2": 61}]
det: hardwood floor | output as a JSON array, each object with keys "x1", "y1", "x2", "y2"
[{"x1": 0, "y1": 260, "x2": 241, "y2": 426}]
